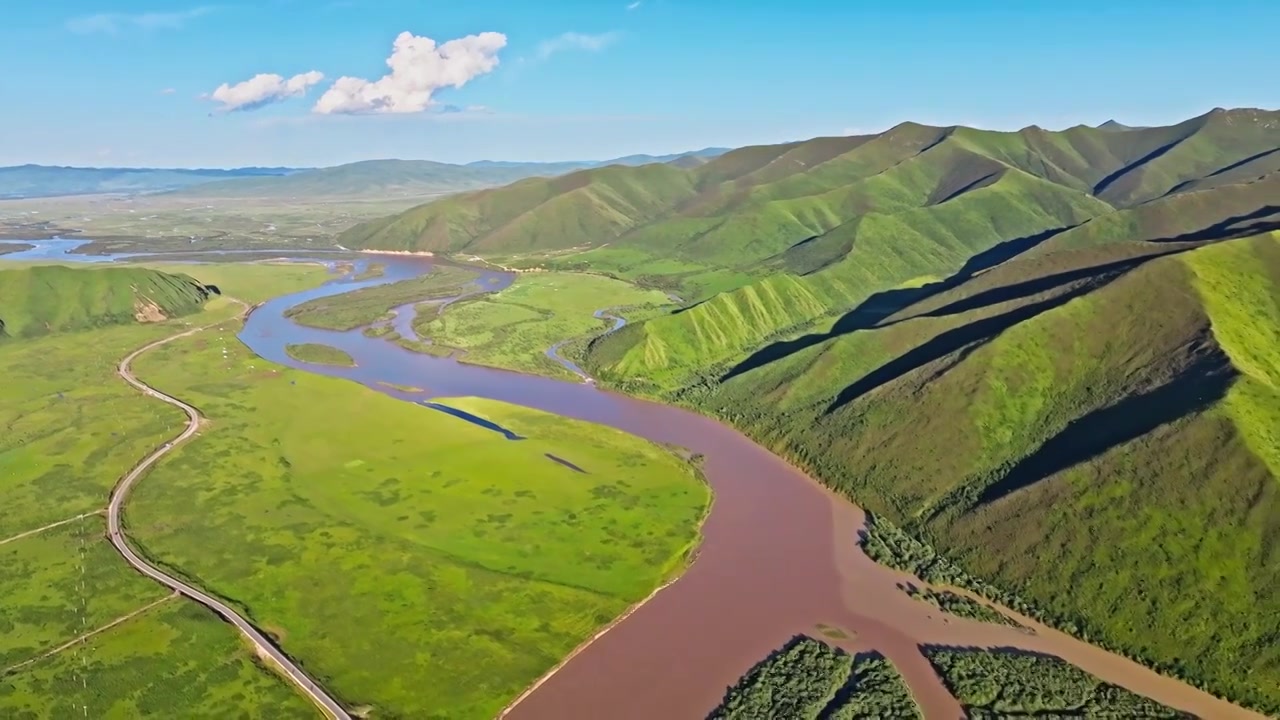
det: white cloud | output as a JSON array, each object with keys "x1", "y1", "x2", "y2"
[
  {"x1": 160, "y1": 87, "x2": 177, "y2": 95},
  {"x1": 627, "y1": 1, "x2": 642, "y2": 9},
  {"x1": 313, "y1": 31, "x2": 506, "y2": 115},
  {"x1": 536, "y1": 32, "x2": 619, "y2": 60},
  {"x1": 67, "y1": 6, "x2": 214, "y2": 35},
  {"x1": 210, "y1": 71, "x2": 325, "y2": 112}
]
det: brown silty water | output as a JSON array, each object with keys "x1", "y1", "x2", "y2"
[{"x1": 169, "y1": 251, "x2": 1269, "y2": 720}]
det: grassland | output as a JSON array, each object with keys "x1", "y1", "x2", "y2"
[
  {"x1": 136, "y1": 261, "x2": 332, "y2": 304},
  {"x1": 284, "y1": 264, "x2": 479, "y2": 331},
  {"x1": 0, "y1": 518, "x2": 168, "y2": 669},
  {"x1": 411, "y1": 272, "x2": 672, "y2": 379},
  {"x1": 0, "y1": 262, "x2": 331, "y2": 716},
  {"x1": 0, "y1": 193, "x2": 425, "y2": 255},
  {"x1": 0, "y1": 600, "x2": 316, "y2": 719},
  {"x1": 709, "y1": 636, "x2": 920, "y2": 719},
  {"x1": 284, "y1": 343, "x2": 355, "y2": 367},
  {"x1": 123, "y1": 316, "x2": 710, "y2": 718},
  {"x1": 0, "y1": 264, "x2": 209, "y2": 337},
  {"x1": 922, "y1": 647, "x2": 1190, "y2": 718}
]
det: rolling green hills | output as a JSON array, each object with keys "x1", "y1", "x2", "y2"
[
  {"x1": 0, "y1": 265, "x2": 211, "y2": 338},
  {"x1": 345, "y1": 107, "x2": 1280, "y2": 712}
]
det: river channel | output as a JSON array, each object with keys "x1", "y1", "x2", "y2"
[{"x1": 3, "y1": 240, "x2": 1265, "y2": 720}]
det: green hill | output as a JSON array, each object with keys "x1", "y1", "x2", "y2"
[
  {"x1": 345, "y1": 107, "x2": 1280, "y2": 712},
  {"x1": 681, "y1": 230, "x2": 1280, "y2": 711},
  {"x1": 0, "y1": 265, "x2": 211, "y2": 338}
]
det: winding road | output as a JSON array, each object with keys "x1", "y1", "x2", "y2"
[{"x1": 107, "y1": 302, "x2": 351, "y2": 720}]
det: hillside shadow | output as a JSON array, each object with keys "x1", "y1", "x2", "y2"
[
  {"x1": 1150, "y1": 205, "x2": 1280, "y2": 244},
  {"x1": 822, "y1": 277, "x2": 1117, "y2": 415},
  {"x1": 720, "y1": 225, "x2": 1078, "y2": 383},
  {"x1": 1092, "y1": 136, "x2": 1188, "y2": 197},
  {"x1": 907, "y1": 252, "x2": 1168, "y2": 321},
  {"x1": 971, "y1": 340, "x2": 1236, "y2": 509}
]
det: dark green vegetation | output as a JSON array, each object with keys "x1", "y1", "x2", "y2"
[
  {"x1": 0, "y1": 600, "x2": 316, "y2": 718},
  {"x1": 901, "y1": 585, "x2": 1023, "y2": 629},
  {"x1": 922, "y1": 647, "x2": 1191, "y2": 718},
  {"x1": 0, "y1": 265, "x2": 210, "y2": 338},
  {"x1": 347, "y1": 108, "x2": 1280, "y2": 712},
  {"x1": 708, "y1": 636, "x2": 920, "y2": 719},
  {"x1": 0, "y1": 164, "x2": 296, "y2": 199},
  {"x1": 285, "y1": 343, "x2": 355, "y2": 367},
  {"x1": 283, "y1": 264, "x2": 479, "y2": 331},
  {"x1": 125, "y1": 316, "x2": 710, "y2": 718}
]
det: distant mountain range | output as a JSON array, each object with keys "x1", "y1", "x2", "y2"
[{"x1": 0, "y1": 148, "x2": 730, "y2": 200}]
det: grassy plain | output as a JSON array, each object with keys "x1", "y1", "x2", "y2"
[
  {"x1": 0, "y1": 262, "x2": 331, "y2": 716},
  {"x1": 284, "y1": 264, "x2": 479, "y2": 331},
  {"x1": 124, "y1": 317, "x2": 710, "y2": 718},
  {"x1": 709, "y1": 636, "x2": 920, "y2": 719},
  {"x1": 0, "y1": 600, "x2": 316, "y2": 719},
  {"x1": 413, "y1": 272, "x2": 671, "y2": 379},
  {"x1": 138, "y1": 262, "x2": 331, "y2": 304},
  {"x1": 0, "y1": 519, "x2": 167, "y2": 669},
  {"x1": 284, "y1": 343, "x2": 355, "y2": 367},
  {"x1": 0, "y1": 193, "x2": 424, "y2": 255},
  {"x1": 922, "y1": 647, "x2": 1190, "y2": 718}
]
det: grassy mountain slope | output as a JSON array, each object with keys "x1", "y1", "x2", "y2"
[
  {"x1": 348, "y1": 108, "x2": 1280, "y2": 711},
  {"x1": 691, "y1": 231, "x2": 1280, "y2": 711},
  {"x1": 0, "y1": 265, "x2": 210, "y2": 338}
]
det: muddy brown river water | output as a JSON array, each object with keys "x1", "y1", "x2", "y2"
[{"x1": 7, "y1": 241, "x2": 1265, "y2": 720}]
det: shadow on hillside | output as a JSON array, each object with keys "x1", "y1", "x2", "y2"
[
  {"x1": 1092, "y1": 135, "x2": 1190, "y2": 198},
  {"x1": 971, "y1": 339, "x2": 1236, "y2": 509},
  {"x1": 720, "y1": 225, "x2": 1081, "y2": 382},
  {"x1": 1150, "y1": 205, "x2": 1280, "y2": 244}
]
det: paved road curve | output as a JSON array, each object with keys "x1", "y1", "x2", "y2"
[{"x1": 107, "y1": 305, "x2": 351, "y2": 720}]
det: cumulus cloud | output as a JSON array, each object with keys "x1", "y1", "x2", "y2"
[
  {"x1": 67, "y1": 6, "x2": 213, "y2": 34},
  {"x1": 536, "y1": 32, "x2": 619, "y2": 60},
  {"x1": 209, "y1": 71, "x2": 325, "y2": 112},
  {"x1": 313, "y1": 31, "x2": 506, "y2": 115}
]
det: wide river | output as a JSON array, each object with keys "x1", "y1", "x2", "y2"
[{"x1": 4, "y1": 241, "x2": 1265, "y2": 720}]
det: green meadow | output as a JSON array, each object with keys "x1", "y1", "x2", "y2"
[
  {"x1": 0, "y1": 519, "x2": 167, "y2": 669},
  {"x1": 124, "y1": 314, "x2": 710, "y2": 718},
  {"x1": 0, "y1": 262, "x2": 331, "y2": 717},
  {"x1": 284, "y1": 343, "x2": 355, "y2": 367},
  {"x1": 412, "y1": 272, "x2": 671, "y2": 379},
  {"x1": 0, "y1": 600, "x2": 316, "y2": 719}
]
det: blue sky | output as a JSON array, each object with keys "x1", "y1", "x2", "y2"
[{"x1": 2, "y1": 0, "x2": 1275, "y2": 168}]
